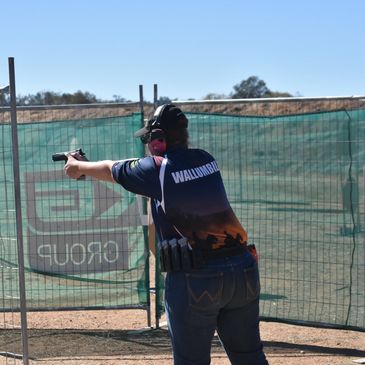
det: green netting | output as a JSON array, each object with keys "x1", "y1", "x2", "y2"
[
  {"x1": 0, "y1": 113, "x2": 151, "y2": 311},
  {"x1": 185, "y1": 108, "x2": 365, "y2": 330},
  {"x1": 1, "y1": 106, "x2": 364, "y2": 331}
]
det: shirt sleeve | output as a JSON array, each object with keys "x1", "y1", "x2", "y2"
[{"x1": 111, "y1": 157, "x2": 161, "y2": 199}]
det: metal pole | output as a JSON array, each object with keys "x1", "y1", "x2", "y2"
[
  {"x1": 153, "y1": 84, "x2": 158, "y2": 108},
  {"x1": 139, "y1": 85, "x2": 152, "y2": 328},
  {"x1": 8, "y1": 57, "x2": 30, "y2": 365},
  {"x1": 139, "y1": 84, "x2": 144, "y2": 122},
  {"x1": 152, "y1": 83, "x2": 160, "y2": 329},
  {"x1": 170, "y1": 95, "x2": 365, "y2": 105}
]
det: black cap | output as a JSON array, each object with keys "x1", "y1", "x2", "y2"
[{"x1": 134, "y1": 104, "x2": 188, "y2": 137}]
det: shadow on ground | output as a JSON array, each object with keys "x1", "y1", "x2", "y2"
[{"x1": 1, "y1": 328, "x2": 365, "y2": 360}]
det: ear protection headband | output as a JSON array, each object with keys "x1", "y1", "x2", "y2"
[{"x1": 148, "y1": 104, "x2": 172, "y2": 130}]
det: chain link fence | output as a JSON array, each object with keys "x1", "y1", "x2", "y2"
[{"x1": 1, "y1": 59, "x2": 364, "y2": 363}]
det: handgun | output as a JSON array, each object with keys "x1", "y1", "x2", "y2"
[
  {"x1": 52, "y1": 148, "x2": 88, "y2": 162},
  {"x1": 52, "y1": 148, "x2": 88, "y2": 180}
]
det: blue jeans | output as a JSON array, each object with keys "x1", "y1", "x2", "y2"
[{"x1": 165, "y1": 250, "x2": 268, "y2": 365}]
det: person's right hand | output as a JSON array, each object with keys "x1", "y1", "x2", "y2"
[{"x1": 64, "y1": 154, "x2": 84, "y2": 179}]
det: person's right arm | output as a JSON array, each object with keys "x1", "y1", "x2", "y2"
[{"x1": 64, "y1": 154, "x2": 116, "y2": 182}]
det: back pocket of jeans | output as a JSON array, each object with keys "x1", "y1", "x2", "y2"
[
  {"x1": 186, "y1": 272, "x2": 223, "y2": 311},
  {"x1": 244, "y1": 263, "x2": 260, "y2": 301}
]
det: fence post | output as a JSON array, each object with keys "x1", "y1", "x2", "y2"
[
  {"x1": 9, "y1": 57, "x2": 30, "y2": 364},
  {"x1": 139, "y1": 85, "x2": 152, "y2": 328},
  {"x1": 151, "y1": 84, "x2": 161, "y2": 329},
  {"x1": 153, "y1": 84, "x2": 158, "y2": 108}
]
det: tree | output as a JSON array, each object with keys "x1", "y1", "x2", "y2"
[
  {"x1": 0, "y1": 90, "x2": 9, "y2": 105},
  {"x1": 16, "y1": 90, "x2": 101, "y2": 105},
  {"x1": 157, "y1": 96, "x2": 172, "y2": 104},
  {"x1": 266, "y1": 90, "x2": 292, "y2": 97},
  {"x1": 231, "y1": 76, "x2": 270, "y2": 99},
  {"x1": 70, "y1": 90, "x2": 98, "y2": 104},
  {"x1": 204, "y1": 93, "x2": 228, "y2": 100},
  {"x1": 112, "y1": 95, "x2": 128, "y2": 103}
]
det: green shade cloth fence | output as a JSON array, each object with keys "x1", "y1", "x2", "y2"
[
  {"x1": 186, "y1": 108, "x2": 365, "y2": 330},
  {"x1": 0, "y1": 113, "x2": 150, "y2": 311},
  {"x1": 1, "y1": 108, "x2": 364, "y2": 330}
]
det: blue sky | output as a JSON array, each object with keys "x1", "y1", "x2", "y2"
[{"x1": 1, "y1": 0, "x2": 365, "y2": 102}]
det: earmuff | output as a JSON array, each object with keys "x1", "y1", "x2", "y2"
[
  {"x1": 147, "y1": 129, "x2": 167, "y2": 156},
  {"x1": 134, "y1": 103, "x2": 187, "y2": 139},
  {"x1": 149, "y1": 104, "x2": 172, "y2": 129}
]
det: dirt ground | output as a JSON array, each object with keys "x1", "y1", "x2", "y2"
[
  {"x1": 1, "y1": 307, "x2": 365, "y2": 365},
  {"x1": 1, "y1": 253, "x2": 364, "y2": 365}
]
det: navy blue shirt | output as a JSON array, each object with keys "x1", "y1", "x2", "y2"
[{"x1": 112, "y1": 147, "x2": 247, "y2": 252}]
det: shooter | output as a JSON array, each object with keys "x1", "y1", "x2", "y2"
[{"x1": 63, "y1": 104, "x2": 268, "y2": 365}]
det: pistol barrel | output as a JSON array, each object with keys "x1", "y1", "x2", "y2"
[{"x1": 52, "y1": 148, "x2": 85, "y2": 162}]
